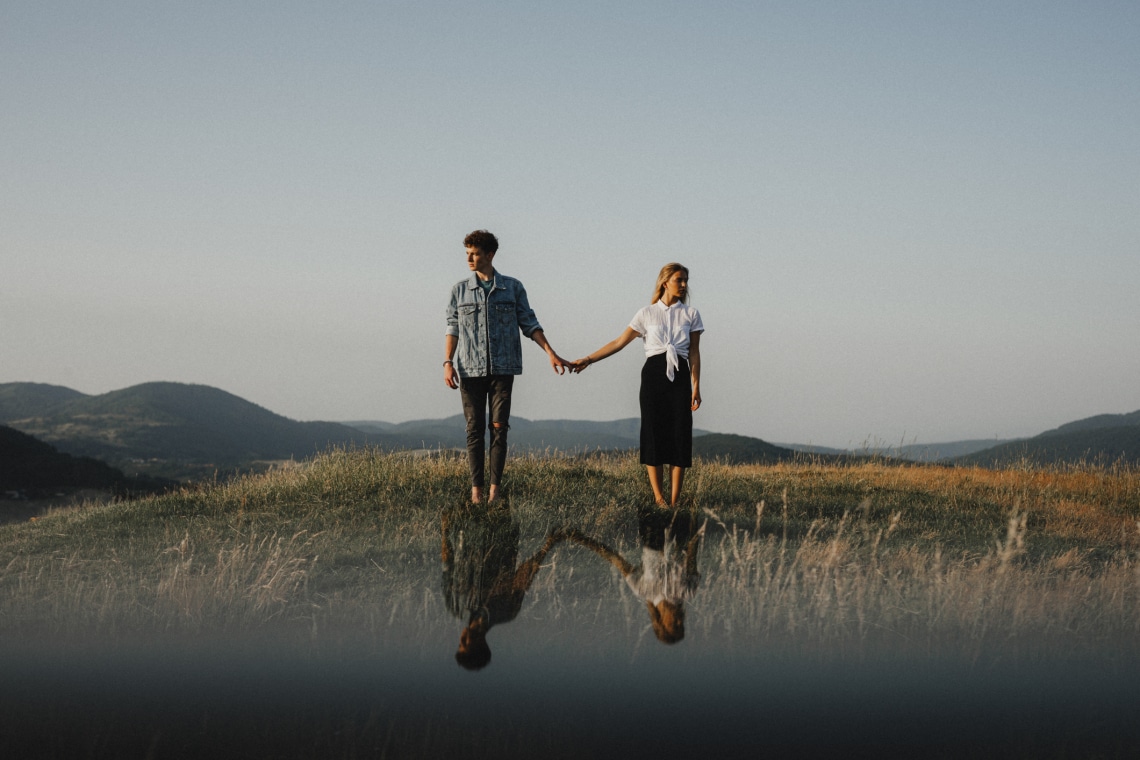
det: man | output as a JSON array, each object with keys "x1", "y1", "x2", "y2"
[
  {"x1": 444, "y1": 230, "x2": 572, "y2": 503},
  {"x1": 440, "y1": 503, "x2": 565, "y2": 669}
]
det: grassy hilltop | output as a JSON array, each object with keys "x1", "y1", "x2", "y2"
[{"x1": 2, "y1": 449, "x2": 1137, "y2": 657}]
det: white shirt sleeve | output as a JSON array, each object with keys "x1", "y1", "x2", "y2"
[{"x1": 628, "y1": 307, "x2": 647, "y2": 336}]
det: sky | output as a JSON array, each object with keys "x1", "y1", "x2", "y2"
[{"x1": 3, "y1": 1, "x2": 1138, "y2": 449}]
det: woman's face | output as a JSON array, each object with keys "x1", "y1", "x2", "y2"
[{"x1": 663, "y1": 271, "x2": 688, "y2": 302}]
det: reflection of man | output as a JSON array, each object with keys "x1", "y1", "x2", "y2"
[
  {"x1": 567, "y1": 507, "x2": 702, "y2": 644},
  {"x1": 440, "y1": 503, "x2": 563, "y2": 670}
]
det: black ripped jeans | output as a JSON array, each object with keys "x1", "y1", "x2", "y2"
[{"x1": 459, "y1": 375, "x2": 514, "y2": 488}]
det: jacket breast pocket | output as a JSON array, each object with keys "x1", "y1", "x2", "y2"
[{"x1": 491, "y1": 303, "x2": 514, "y2": 329}]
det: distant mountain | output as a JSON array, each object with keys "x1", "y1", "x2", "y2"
[
  {"x1": 4, "y1": 381, "x2": 732, "y2": 481},
  {"x1": 0, "y1": 382, "x2": 391, "y2": 479},
  {"x1": 894, "y1": 440, "x2": 1022, "y2": 462},
  {"x1": 779, "y1": 439, "x2": 1019, "y2": 462},
  {"x1": 959, "y1": 410, "x2": 1140, "y2": 468},
  {"x1": 777, "y1": 443, "x2": 850, "y2": 457},
  {"x1": 0, "y1": 382, "x2": 87, "y2": 420},
  {"x1": 0, "y1": 424, "x2": 168, "y2": 492},
  {"x1": 32, "y1": 379, "x2": 1113, "y2": 479},
  {"x1": 346, "y1": 417, "x2": 712, "y2": 453},
  {"x1": 1038, "y1": 410, "x2": 1140, "y2": 437},
  {"x1": 692, "y1": 433, "x2": 800, "y2": 465}
]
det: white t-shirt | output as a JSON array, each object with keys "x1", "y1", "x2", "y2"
[{"x1": 629, "y1": 301, "x2": 705, "y2": 381}]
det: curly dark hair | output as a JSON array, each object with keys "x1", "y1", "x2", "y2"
[{"x1": 463, "y1": 229, "x2": 499, "y2": 255}]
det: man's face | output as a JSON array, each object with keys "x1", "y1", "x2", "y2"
[{"x1": 466, "y1": 245, "x2": 494, "y2": 277}]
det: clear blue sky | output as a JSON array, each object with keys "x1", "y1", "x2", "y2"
[{"x1": 3, "y1": 1, "x2": 1138, "y2": 447}]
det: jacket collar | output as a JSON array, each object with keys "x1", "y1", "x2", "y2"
[{"x1": 468, "y1": 269, "x2": 499, "y2": 289}]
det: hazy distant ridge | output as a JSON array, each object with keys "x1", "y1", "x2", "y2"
[
  {"x1": 959, "y1": 410, "x2": 1140, "y2": 467},
  {"x1": 780, "y1": 439, "x2": 1020, "y2": 462},
  {"x1": 346, "y1": 416, "x2": 708, "y2": 452},
  {"x1": 3, "y1": 381, "x2": 1136, "y2": 478},
  {"x1": 0, "y1": 382, "x2": 385, "y2": 479},
  {"x1": 1039, "y1": 410, "x2": 1140, "y2": 437},
  {"x1": 0, "y1": 382, "x2": 87, "y2": 420}
]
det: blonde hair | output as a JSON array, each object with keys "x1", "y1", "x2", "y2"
[
  {"x1": 647, "y1": 600, "x2": 685, "y2": 644},
  {"x1": 651, "y1": 263, "x2": 690, "y2": 304}
]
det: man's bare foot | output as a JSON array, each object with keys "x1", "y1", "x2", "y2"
[
  {"x1": 471, "y1": 486, "x2": 484, "y2": 504},
  {"x1": 487, "y1": 485, "x2": 501, "y2": 503}
]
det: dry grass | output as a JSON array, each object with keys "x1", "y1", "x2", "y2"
[{"x1": 0, "y1": 450, "x2": 1137, "y2": 661}]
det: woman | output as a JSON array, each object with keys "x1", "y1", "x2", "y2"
[
  {"x1": 573, "y1": 263, "x2": 703, "y2": 507},
  {"x1": 563, "y1": 508, "x2": 703, "y2": 644}
]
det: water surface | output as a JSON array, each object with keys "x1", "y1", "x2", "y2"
[{"x1": 3, "y1": 503, "x2": 1137, "y2": 758}]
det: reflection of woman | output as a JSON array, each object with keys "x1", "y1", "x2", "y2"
[
  {"x1": 567, "y1": 508, "x2": 702, "y2": 644},
  {"x1": 440, "y1": 503, "x2": 562, "y2": 670},
  {"x1": 573, "y1": 263, "x2": 704, "y2": 507}
]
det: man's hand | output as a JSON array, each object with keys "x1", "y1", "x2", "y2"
[
  {"x1": 548, "y1": 352, "x2": 573, "y2": 375},
  {"x1": 532, "y1": 330, "x2": 573, "y2": 376},
  {"x1": 443, "y1": 335, "x2": 459, "y2": 389}
]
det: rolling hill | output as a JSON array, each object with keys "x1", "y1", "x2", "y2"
[
  {"x1": 0, "y1": 424, "x2": 174, "y2": 514},
  {"x1": 692, "y1": 433, "x2": 800, "y2": 464},
  {"x1": 782, "y1": 439, "x2": 1021, "y2": 462},
  {"x1": 0, "y1": 424, "x2": 126, "y2": 491},
  {"x1": 7, "y1": 381, "x2": 1132, "y2": 478},
  {"x1": 959, "y1": 410, "x2": 1140, "y2": 468},
  {"x1": 0, "y1": 382, "x2": 86, "y2": 420},
  {"x1": 346, "y1": 416, "x2": 712, "y2": 452},
  {"x1": 1038, "y1": 410, "x2": 1140, "y2": 437},
  {"x1": 0, "y1": 382, "x2": 394, "y2": 479}
]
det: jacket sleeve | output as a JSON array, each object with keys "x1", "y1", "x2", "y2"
[
  {"x1": 513, "y1": 281, "x2": 542, "y2": 339},
  {"x1": 445, "y1": 284, "x2": 460, "y2": 337}
]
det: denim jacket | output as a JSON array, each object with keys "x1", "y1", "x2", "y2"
[{"x1": 445, "y1": 271, "x2": 542, "y2": 377}]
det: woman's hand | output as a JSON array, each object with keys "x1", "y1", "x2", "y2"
[{"x1": 570, "y1": 357, "x2": 592, "y2": 373}]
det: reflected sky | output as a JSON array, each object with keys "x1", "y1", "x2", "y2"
[{"x1": 3, "y1": 500, "x2": 1140, "y2": 758}]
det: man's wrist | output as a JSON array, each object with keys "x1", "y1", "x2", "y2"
[{"x1": 443, "y1": 360, "x2": 453, "y2": 366}]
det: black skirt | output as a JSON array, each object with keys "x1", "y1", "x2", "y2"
[{"x1": 639, "y1": 353, "x2": 692, "y2": 467}]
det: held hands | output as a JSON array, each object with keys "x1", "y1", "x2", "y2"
[
  {"x1": 445, "y1": 352, "x2": 600, "y2": 381},
  {"x1": 548, "y1": 351, "x2": 575, "y2": 375},
  {"x1": 445, "y1": 353, "x2": 577, "y2": 385}
]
